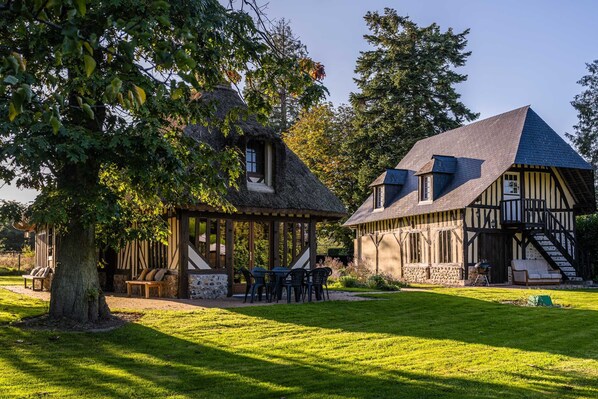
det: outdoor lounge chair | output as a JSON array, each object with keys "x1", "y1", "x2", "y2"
[{"x1": 511, "y1": 259, "x2": 562, "y2": 286}]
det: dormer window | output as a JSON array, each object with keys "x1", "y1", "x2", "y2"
[
  {"x1": 246, "y1": 140, "x2": 274, "y2": 192},
  {"x1": 420, "y1": 175, "x2": 432, "y2": 202},
  {"x1": 246, "y1": 141, "x2": 265, "y2": 183},
  {"x1": 374, "y1": 186, "x2": 384, "y2": 209}
]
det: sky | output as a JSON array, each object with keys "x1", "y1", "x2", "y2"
[{"x1": 1, "y1": 0, "x2": 597, "y2": 203}]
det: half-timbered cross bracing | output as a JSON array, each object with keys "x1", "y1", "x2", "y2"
[{"x1": 345, "y1": 106, "x2": 595, "y2": 285}]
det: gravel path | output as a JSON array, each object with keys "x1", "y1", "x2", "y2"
[{"x1": 3, "y1": 285, "x2": 385, "y2": 311}]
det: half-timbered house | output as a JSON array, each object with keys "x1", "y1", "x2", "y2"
[
  {"x1": 32, "y1": 85, "x2": 346, "y2": 298},
  {"x1": 345, "y1": 106, "x2": 595, "y2": 285}
]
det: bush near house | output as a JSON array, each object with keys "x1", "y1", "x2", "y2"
[
  {"x1": 577, "y1": 213, "x2": 598, "y2": 280},
  {"x1": 318, "y1": 256, "x2": 403, "y2": 291}
]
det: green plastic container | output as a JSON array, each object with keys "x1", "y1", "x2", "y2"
[{"x1": 527, "y1": 295, "x2": 553, "y2": 307}]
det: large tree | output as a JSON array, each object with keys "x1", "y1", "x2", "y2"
[
  {"x1": 567, "y1": 60, "x2": 598, "y2": 195},
  {"x1": 245, "y1": 18, "x2": 326, "y2": 133},
  {"x1": 284, "y1": 103, "x2": 356, "y2": 251},
  {"x1": 348, "y1": 8, "x2": 478, "y2": 200},
  {"x1": 0, "y1": 0, "x2": 323, "y2": 322}
]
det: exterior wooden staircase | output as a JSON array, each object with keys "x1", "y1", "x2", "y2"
[{"x1": 501, "y1": 199, "x2": 584, "y2": 282}]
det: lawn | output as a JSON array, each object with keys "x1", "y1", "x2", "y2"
[{"x1": 1, "y1": 282, "x2": 597, "y2": 398}]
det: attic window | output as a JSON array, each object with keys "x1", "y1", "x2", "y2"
[
  {"x1": 246, "y1": 140, "x2": 274, "y2": 192},
  {"x1": 374, "y1": 186, "x2": 384, "y2": 209},
  {"x1": 420, "y1": 175, "x2": 432, "y2": 202}
]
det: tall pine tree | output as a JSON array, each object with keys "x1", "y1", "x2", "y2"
[
  {"x1": 348, "y1": 8, "x2": 478, "y2": 201},
  {"x1": 567, "y1": 60, "x2": 598, "y2": 196}
]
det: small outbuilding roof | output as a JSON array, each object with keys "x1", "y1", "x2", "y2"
[
  {"x1": 345, "y1": 106, "x2": 595, "y2": 226},
  {"x1": 184, "y1": 85, "x2": 346, "y2": 219}
]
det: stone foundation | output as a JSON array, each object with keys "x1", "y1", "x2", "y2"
[
  {"x1": 429, "y1": 265, "x2": 463, "y2": 285},
  {"x1": 403, "y1": 264, "x2": 430, "y2": 283},
  {"x1": 189, "y1": 273, "x2": 228, "y2": 299},
  {"x1": 402, "y1": 264, "x2": 466, "y2": 286}
]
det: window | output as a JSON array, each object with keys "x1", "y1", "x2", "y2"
[
  {"x1": 246, "y1": 140, "x2": 274, "y2": 191},
  {"x1": 438, "y1": 230, "x2": 453, "y2": 263},
  {"x1": 420, "y1": 175, "x2": 432, "y2": 202},
  {"x1": 374, "y1": 186, "x2": 384, "y2": 209},
  {"x1": 503, "y1": 173, "x2": 520, "y2": 195},
  {"x1": 408, "y1": 232, "x2": 421, "y2": 263},
  {"x1": 246, "y1": 140, "x2": 265, "y2": 183}
]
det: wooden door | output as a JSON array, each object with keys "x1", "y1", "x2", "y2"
[{"x1": 478, "y1": 233, "x2": 510, "y2": 283}]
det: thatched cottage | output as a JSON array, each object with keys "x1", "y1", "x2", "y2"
[
  {"x1": 33, "y1": 85, "x2": 346, "y2": 299},
  {"x1": 345, "y1": 106, "x2": 595, "y2": 285}
]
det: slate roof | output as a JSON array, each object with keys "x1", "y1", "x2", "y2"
[
  {"x1": 345, "y1": 106, "x2": 595, "y2": 226},
  {"x1": 369, "y1": 169, "x2": 408, "y2": 187},
  {"x1": 184, "y1": 85, "x2": 346, "y2": 219},
  {"x1": 415, "y1": 155, "x2": 457, "y2": 175}
]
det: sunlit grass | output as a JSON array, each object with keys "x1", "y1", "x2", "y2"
[{"x1": 1, "y1": 285, "x2": 597, "y2": 398}]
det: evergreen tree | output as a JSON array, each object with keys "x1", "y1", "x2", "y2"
[
  {"x1": 349, "y1": 8, "x2": 478, "y2": 200},
  {"x1": 567, "y1": 60, "x2": 598, "y2": 195}
]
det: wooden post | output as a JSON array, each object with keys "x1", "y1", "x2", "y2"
[
  {"x1": 225, "y1": 220, "x2": 234, "y2": 297},
  {"x1": 215, "y1": 219, "x2": 221, "y2": 269},
  {"x1": 308, "y1": 219, "x2": 317, "y2": 270},
  {"x1": 291, "y1": 222, "x2": 297, "y2": 259},
  {"x1": 205, "y1": 218, "x2": 211, "y2": 259},
  {"x1": 271, "y1": 221, "x2": 280, "y2": 268},
  {"x1": 178, "y1": 210, "x2": 189, "y2": 299},
  {"x1": 282, "y1": 222, "x2": 288, "y2": 267},
  {"x1": 249, "y1": 221, "x2": 254, "y2": 269}
]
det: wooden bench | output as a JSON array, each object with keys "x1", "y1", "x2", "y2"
[
  {"x1": 23, "y1": 275, "x2": 49, "y2": 291},
  {"x1": 125, "y1": 280, "x2": 167, "y2": 299}
]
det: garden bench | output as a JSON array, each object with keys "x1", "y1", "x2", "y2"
[
  {"x1": 22, "y1": 267, "x2": 52, "y2": 291},
  {"x1": 125, "y1": 280, "x2": 167, "y2": 298}
]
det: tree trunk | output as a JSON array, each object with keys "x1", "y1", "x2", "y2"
[{"x1": 49, "y1": 221, "x2": 111, "y2": 323}]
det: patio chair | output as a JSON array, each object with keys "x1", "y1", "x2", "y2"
[
  {"x1": 249, "y1": 267, "x2": 269, "y2": 303},
  {"x1": 321, "y1": 267, "x2": 333, "y2": 300},
  {"x1": 282, "y1": 268, "x2": 307, "y2": 303},
  {"x1": 270, "y1": 267, "x2": 290, "y2": 302},
  {"x1": 304, "y1": 268, "x2": 328, "y2": 302},
  {"x1": 240, "y1": 268, "x2": 253, "y2": 303}
]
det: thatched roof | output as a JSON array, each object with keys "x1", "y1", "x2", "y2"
[
  {"x1": 184, "y1": 85, "x2": 346, "y2": 219},
  {"x1": 345, "y1": 106, "x2": 595, "y2": 226}
]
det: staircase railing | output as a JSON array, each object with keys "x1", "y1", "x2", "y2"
[{"x1": 543, "y1": 209, "x2": 577, "y2": 265}]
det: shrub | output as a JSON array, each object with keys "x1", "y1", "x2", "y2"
[
  {"x1": 337, "y1": 276, "x2": 362, "y2": 288},
  {"x1": 367, "y1": 274, "x2": 402, "y2": 291}
]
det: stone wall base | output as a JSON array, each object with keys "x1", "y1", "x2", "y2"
[
  {"x1": 402, "y1": 264, "x2": 464, "y2": 286},
  {"x1": 189, "y1": 273, "x2": 228, "y2": 299}
]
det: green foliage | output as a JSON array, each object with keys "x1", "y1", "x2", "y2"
[
  {"x1": 577, "y1": 213, "x2": 598, "y2": 278},
  {"x1": 348, "y1": 8, "x2": 478, "y2": 200},
  {"x1": 366, "y1": 274, "x2": 401, "y2": 291},
  {"x1": 0, "y1": 0, "x2": 323, "y2": 250},
  {"x1": 246, "y1": 19, "x2": 327, "y2": 133},
  {"x1": 567, "y1": 60, "x2": 598, "y2": 197},
  {"x1": 285, "y1": 103, "x2": 357, "y2": 251}
]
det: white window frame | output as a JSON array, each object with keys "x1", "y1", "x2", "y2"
[
  {"x1": 419, "y1": 175, "x2": 433, "y2": 203},
  {"x1": 503, "y1": 172, "x2": 520, "y2": 196},
  {"x1": 373, "y1": 186, "x2": 384, "y2": 210}
]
